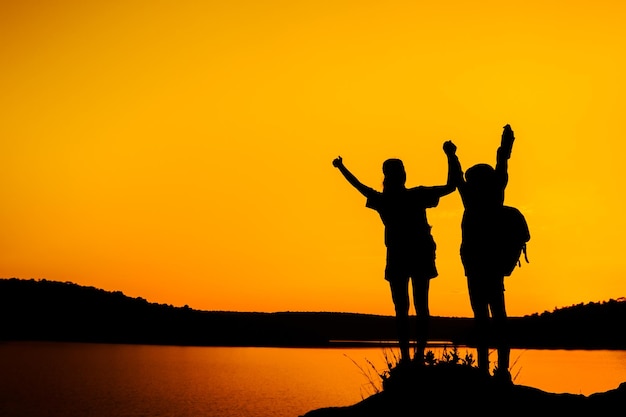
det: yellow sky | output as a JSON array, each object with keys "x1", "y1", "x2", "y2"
[{"x1": 1, "y1": 0, "x2": 625, "y2": 317}]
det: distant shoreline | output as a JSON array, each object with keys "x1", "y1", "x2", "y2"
[
  {"x1": 4, "y1": 340, "x2": 626, "y2": 353},
  {"x1": 328, "y1": 340, "x2": 454, "y2": 348},
  {"x1": 3, "y1": 278, "x2": 626, "y2": 350}
]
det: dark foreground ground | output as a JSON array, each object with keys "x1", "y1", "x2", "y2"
[{"x1": 300, "y1": 363, "x2": 626, "y2": 417}]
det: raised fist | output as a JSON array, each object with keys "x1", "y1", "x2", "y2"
[{"x1": 443, "y1": 140, "x2": 457, "y2": 156}]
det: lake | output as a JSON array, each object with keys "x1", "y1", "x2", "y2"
[{"x1": 0, "y1": 341, "x2": 625, "y2": 417}]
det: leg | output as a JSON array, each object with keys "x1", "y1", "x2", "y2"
[
  {"x1": 467, "y1": 275, "x2": 490, "y2": 375},
  {"x1": 489, "y1": 276, "x2": 510, "y2": 377},
  {"x1": 389, "y1": 278, "x2": 411, "y2": 362},
  {"x1": 412, "y1": 277, "x2": 430, "y2": 364}
]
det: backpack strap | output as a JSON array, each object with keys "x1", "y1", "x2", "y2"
[{"x1": 522, "y1": 243, "x2": 529, "y2": 264}]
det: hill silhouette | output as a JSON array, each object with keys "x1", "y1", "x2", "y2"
[{"x1": 1, "y1": 278, "x2": 626, "y2": 349}]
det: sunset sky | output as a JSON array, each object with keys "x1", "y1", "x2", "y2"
[{"x1": 1, "y1": 0, "x2": 625, "y2": 318}]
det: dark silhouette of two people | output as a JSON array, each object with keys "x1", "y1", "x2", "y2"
[
  {"x1": 332, "y1": 140, "x2": 458, "y2": 364},
  {"x1": 333, "y1": 124, "x2": 516, "y2": 381}
]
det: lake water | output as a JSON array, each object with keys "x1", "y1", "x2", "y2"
[{"x1": 1, "y1": 341, "x2": 625, "y2": 417}]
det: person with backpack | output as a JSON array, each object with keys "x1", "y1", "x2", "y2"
[
  {"x1": 450, "y1": 124, "x2": 520, "y2": 383},
  {"x1": 332, "y1": 141, "x2": 459, "y2": 364}
]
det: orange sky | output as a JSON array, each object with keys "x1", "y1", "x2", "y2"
[{"x1": 1, "y1": 0, "x2": 625, "y2": 317}]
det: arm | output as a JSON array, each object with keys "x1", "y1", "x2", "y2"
[
  {"x1": 495, "y1": 124, "x2": 514, "y2": 185},
  {"x1": 332, "y1": 156, "x2": 373, "y2": 197},
  {"x1": 429, "y1": 140, "x2": 463, "y2": 197}
]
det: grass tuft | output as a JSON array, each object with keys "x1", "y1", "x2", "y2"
[{"x1": 347, "y1": 345, "x2": 522, "y2": 397}]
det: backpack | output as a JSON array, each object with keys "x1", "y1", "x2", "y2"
[{"x1": 499, "y1": 206, "x2": 530, "y2": 276}]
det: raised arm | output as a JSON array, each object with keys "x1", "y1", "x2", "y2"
[
  {"x1": 495, "y1": 124, "x2": 514, "y2": 185},
  {"x1": 444, "y1": 140, "x2": 462, "y2": 192},
  {"x1": 496, "y1": 124, "x2": 514, "y2": 172},
  {"x1": 426, "y1": 140, "x2": 462, "y2": 197},
  {"x1": 332, "y1": 156, "x2": 373, "y2": 197}
]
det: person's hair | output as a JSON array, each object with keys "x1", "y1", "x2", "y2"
[
  {"x1": 382, "y1": 158, "x2": 406, "y2": 192},
  {"x1": 465, "y1": 163, "x2": 494, "y2": 185}
]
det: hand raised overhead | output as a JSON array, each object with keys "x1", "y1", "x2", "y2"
[{"x1": 443, "y1": 140, "x2": 457, "y2": 156}]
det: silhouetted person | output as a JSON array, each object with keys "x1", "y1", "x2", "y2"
[
  {"x1": 450, "y1": 124, "x2": 516, "y2": 382},
  {"x1": 332, "y1": 141, "x2": 459, "y2": 364}
]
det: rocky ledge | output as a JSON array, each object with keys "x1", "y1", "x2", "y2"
[{"x1": 300, "y1": 363, "x2": 626, "y2": 417}]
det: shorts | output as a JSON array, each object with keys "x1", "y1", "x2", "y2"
[{"x1": 384, "y1": 241, "x2": 437, "y2": 282}]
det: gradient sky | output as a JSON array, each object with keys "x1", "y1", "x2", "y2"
[{"x1": 1, "y1": 0, "x2": 625, "y2": 317}]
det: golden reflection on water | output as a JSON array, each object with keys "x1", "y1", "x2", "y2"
[
  {"x1": 1, "y1": 342, "x2": 625, "y2": 417},
  {"x1": 345, "y1": 346, "x2": 626, "y2": 396},
  {"x1": 508, "y1": 348, "x2": 626, "y2": 395}
]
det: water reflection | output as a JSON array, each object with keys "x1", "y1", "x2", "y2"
[{"x1": 0, "y1": 342, "x2": 624, "y2": 417}]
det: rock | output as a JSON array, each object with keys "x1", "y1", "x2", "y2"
[{"x1": 300, "y1": 363, "x2": 626, "y2": 417}]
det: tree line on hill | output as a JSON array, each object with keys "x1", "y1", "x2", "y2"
[{"x1": 1, "y1": 278, "x2": 625, "y2": 349}]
